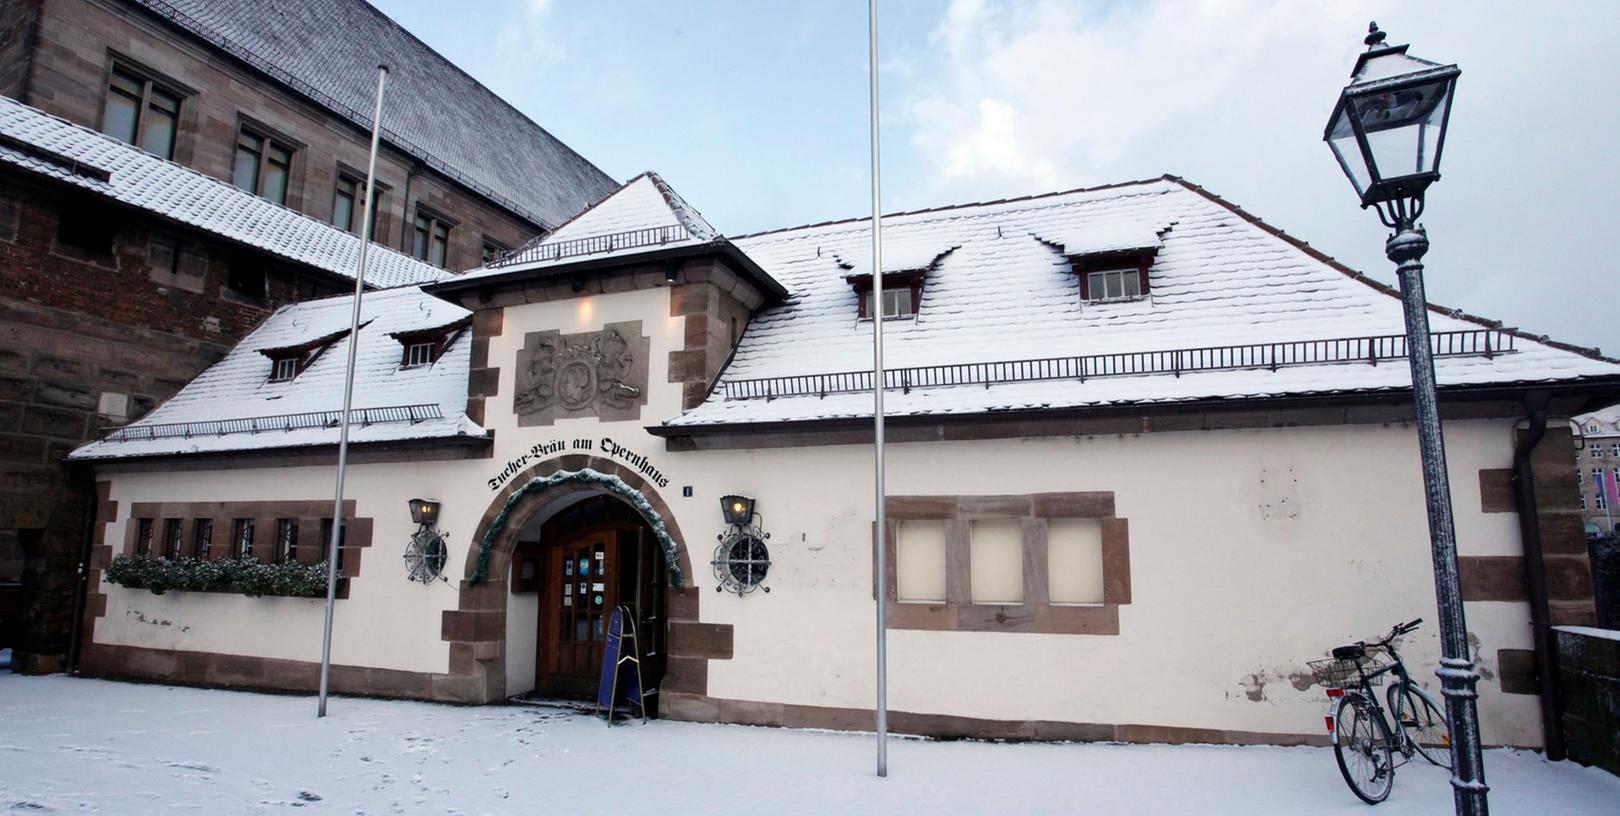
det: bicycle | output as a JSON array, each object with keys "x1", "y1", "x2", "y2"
[{"x1": 1308, "y1": 618, "x2": 1453, "y2": 804}]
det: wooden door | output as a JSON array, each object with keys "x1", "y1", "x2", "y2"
[{"x1": 537, "y1": 530, "x2": 618, "y2": 695}]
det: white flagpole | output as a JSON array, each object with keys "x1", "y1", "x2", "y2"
[
  {"x1": 868, "y1": 0, "x2": 889, "y2": 778},
  {"x1": 318, "y1": 64, "x2": 389, "y2": 718}
]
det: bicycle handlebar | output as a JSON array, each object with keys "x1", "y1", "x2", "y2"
[{"x1": 1383, "y1": 618, "x2": 1423, "y2": 643}]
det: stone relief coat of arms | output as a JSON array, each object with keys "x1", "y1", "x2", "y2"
[{"x1": 513, "y1": 320, "x2": 650, "y2": 426}]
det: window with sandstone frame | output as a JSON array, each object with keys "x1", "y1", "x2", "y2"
[{"x1": 877, "y1": 493, "x2": 1131, "y2": 635}]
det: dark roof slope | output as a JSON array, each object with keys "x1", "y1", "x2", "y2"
[{"x1": 130, "y1": 0, "x2": 617, "y2": 228}]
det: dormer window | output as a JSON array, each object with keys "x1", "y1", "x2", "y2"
[
  {"x1": 405, "y1": 342, "x2": 435, "y2": 368},
  {"x1": 1085, "y1": 267, "x2": 1143, "y2": 301},
  {"x1": 390, "y1": 316, "x2": 470, "y2": 370},
  {"x1": 847, "y1": 270, "x2": 926, "y2": 321},
  {"x1": 269, "y1": 356, "x2": 298, "y2": 382}
]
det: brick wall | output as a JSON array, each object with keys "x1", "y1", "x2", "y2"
[
  {"x1": 17, "y1": 0, "x2": 543, "y2": 272},
  {"x1": 0, "y1": 171, "x2": 342, "y2": 672}
]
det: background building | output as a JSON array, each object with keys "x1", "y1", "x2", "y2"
[
  {"x1": 0, "y1": 0, "x2": 619, "y2": 672},
  {"x1": 1576, "y1": 404, "x2": 1620, "y2": 537},
  {"x1": 1, "y1": 0, "x2": 616, "y2": 271}
]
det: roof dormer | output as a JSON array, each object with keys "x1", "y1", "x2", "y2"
[
  {"x1": 837, "y1": 245, "x2": 957, "y2": 321},
  {"x1": 257, "y1": 326, "x2": 353, "y2": 383},
  {"x1": 1035, "y1": 223, "x2": 1170, "y2": 304},
  {"x1": 389, "y1": 316, "x2": 471, "y2": 369}
]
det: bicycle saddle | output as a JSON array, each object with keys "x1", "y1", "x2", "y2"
[{"x1": 1332, "y1": 643, "x2": 1366, "y2": 660}]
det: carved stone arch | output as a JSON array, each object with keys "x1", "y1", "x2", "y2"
[{"x1": 440, "y1": 453, "x2": 713, "y2": 705}]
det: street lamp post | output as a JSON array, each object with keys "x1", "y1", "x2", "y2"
[{"x1": 1324, "y1": 23, "x2": 1488, "y2": 816}]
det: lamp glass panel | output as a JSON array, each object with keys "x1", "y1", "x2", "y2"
[
  {"x1": 1351, "y1": 78, "x2": 1452, "y2": 181},
  {"x1": 1327, "y1": 103, "x2": 1371, "y2": 198}
]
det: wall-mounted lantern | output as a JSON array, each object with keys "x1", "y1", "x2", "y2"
[
  {"x1": 712, "y1": 494, "x2": 770, "y2": 596},
  {"x1": 408, "y1": 498, "x2": 441, "y2": 526},
  {"x1": 404, "y1": 498, "x2": 447, "y2": 584},
  {"x1": 720, "y1": 494, "x2": 756, "y2": 526}
]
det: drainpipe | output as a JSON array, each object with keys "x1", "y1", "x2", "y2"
[
  {"x1": 1511, "y1": 389, "x2": 1564, "y2": 760},
  {"x1": 65, "y1": 469, "x2": 97, "y2": 674}
]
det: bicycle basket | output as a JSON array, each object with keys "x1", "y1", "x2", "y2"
[{"x1": 1307, "y1": 652, "x2": 1388, "y2": 688}]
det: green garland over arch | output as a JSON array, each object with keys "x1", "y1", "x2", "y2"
[{"x1": 470, "y1": 468, "x2": 685, "y2": 589}]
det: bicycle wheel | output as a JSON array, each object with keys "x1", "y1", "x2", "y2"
[
  {"x1": 1388, "y1": 684, "x2": 1452, "y2": 769},
  {"x1": 1334, "y1": 694, "x2": 1395, "y2": 804}
]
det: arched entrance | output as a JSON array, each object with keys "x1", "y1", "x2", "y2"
[
  {"x1": 443, "y1": 455, "x2": 700, "y2": 707},
  {"x1": 513, "y1": 493, "x2": 667, "y2": 698}
]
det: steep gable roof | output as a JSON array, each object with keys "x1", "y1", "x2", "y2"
[
  {"x1": 663, "y1": 176, "x2": 1620, "y2": 429},
  {"x1": 127, "y1": 0, "x2": 617, "y2": 228},
  {"x1": 69, "y1": 286, "x2": 483, "y2": 460},
  {"x1": 0, "y1": 96, "x2": 442, "y2": 288},
  {"x1": 439, "y1": 171, "x2": 786, "y2": 298}
]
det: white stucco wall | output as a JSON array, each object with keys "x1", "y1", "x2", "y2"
[{"x1": 91, "y1": 283, "x2": 1545, "y2": 745}]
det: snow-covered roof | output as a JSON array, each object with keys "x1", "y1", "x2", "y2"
[
  {"x1": 0, "y1": 96, "x2": 442, "y2": 289},
  {"x1": 665, "y1": 176, "x2": 1620, "y2": 428},
  {"x1": 1575, "y1": 404, "x2": 1620, "y2": 436},
  {"x1": 448, "y1": 172, "x2": 722, "y2": 282},
  {"x1": 125, "y1": 0, "x2": 616, "y2": 229},
  {"x1": 69, "y1": 286, "x2": 484, "y2": 461}
]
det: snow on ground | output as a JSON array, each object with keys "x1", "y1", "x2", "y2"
[{"x1": 2, "y1": 674, "x2": 1615, "y2": 815}]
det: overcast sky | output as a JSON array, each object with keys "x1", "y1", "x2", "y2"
[{"x1": 372, "y1": 0, "x2": 1620, "y2": 356}]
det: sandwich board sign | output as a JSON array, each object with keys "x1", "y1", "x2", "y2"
[{"x1": 596, "y1": 605, "x2": 646, "y2": 724}]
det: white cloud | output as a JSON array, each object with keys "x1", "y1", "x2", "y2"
[{"x1": 893, "y1": 0, "x2": 1620, "y2": 356}]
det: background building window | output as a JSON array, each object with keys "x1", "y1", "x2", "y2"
[
  {"x1": 55, "y1": 196, "x2": 117, "y2": 256},
  {"x1": 191, "y1": 518, "x2": 213, "y2": 559},
  {"x1": 233, "y1": 128, "x2": 294, "y2": 204},
  {"x1": 101, "y1": 64, "x2": 181, "y2": 160},
  {"x1": 480, "y1": 238, "x2": 510, "y2": 265},
  {"x1": 232, "y1": 518, "x2": 255, "y2": 559},
  {"x1": 412, "y1": 210, "x2": 451, "y2": 267},
  {"x1": 332, "y1": 173, "x2": 383, "y2": 237},
  {"x1": 225, "y1": 253, "x2": 268, "y2": 301},
  {"x1": 332, "y1": 175, "x2": 357, "y2": 232}
]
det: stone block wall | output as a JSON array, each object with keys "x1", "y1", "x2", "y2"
[
  {"x1": 1555, "y1": 627, "x2": 1620, "y2": 775},
  {"x1": 0, "y1": 172, "x2": 345, "y2": 673}
]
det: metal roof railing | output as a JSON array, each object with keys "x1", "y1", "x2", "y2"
[
  {"x1": 719, "y1": 329, "x2": 1514, "y2": 401},
  {"x1": 492, "y1": 224, "x2": 689, "y2": 269},
  {"x1": 101, "y1": 404, "x2": 444, "y2": 443}
]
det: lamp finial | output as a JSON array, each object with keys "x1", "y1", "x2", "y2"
[{"x1": 1364, "y1": 22, "x2": 1387, "y2": 49}]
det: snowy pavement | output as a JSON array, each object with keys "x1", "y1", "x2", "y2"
[{"x1": 2, "y1": 674, "x2": 1616, "y2": 815}]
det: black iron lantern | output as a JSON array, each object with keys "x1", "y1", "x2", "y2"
[
  {"x1": 1324, "y1": 23, "x2": 1460, "y2": 217},
  {"x1": 720, "y1": 494, "x2": 755, "y2": 526},
  {"x1": 408, "y1": 498, "x2": 440, "y2": 526}
]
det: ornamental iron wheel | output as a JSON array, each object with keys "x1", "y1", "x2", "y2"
[
  {"x1": 711, "y1": 526, "x2": 770, "y2": 596},
  {"x1": 404, "y1": 526, "x2": 448, "y2": 583}
]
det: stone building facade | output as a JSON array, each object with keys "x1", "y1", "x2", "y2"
[{"x1": 0, "y1": 0, "x2": 615, "y2": 272}]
